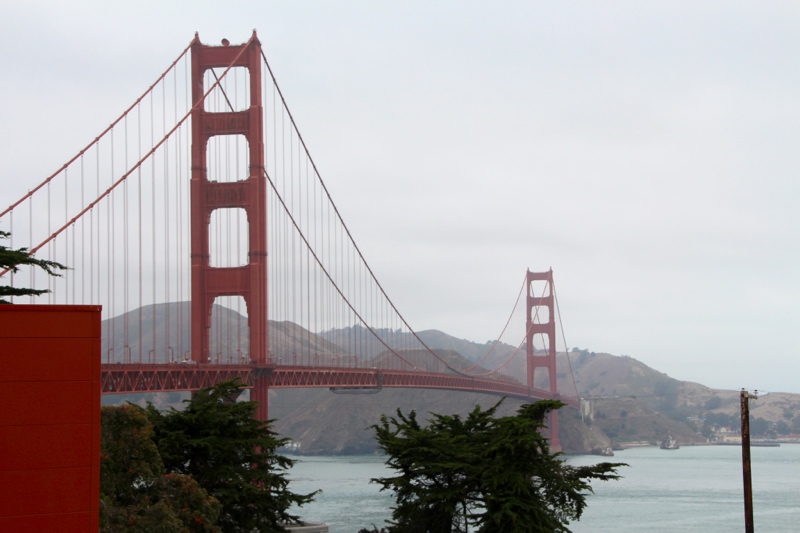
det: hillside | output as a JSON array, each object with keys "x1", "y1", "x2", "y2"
[
  {"x1": 101, "y1": 304, "x2": 800, "y2": 453},
  {"x1": 567, "y1": 350, "x2": 800, "y2": 447}
]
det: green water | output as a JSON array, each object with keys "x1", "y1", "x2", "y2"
[{"x1": 288, "y1": 444, "x2": 800, "y2": 532}]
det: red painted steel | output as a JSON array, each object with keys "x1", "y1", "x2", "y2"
[
  {"x1": 190, "y1": 32, "x2": 268, "y2": 375},
  {"x1": 0, "y1": 305, "x2": 101, "y2": 532},
  {"x1": 526, "y1": 269, "x2": 561, "y2": 449},
  {"x1": 100, "y1": 364, "x2": 577, "y2": 408},
  {"x1": 126, "y1": 34, "x2": 575, "y2": 428},
  {"x1": 0, "y1": 34, "x2": 576, "y2": 470}
]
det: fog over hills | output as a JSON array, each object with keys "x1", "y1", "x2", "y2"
[{"x1": 102, "y1": 304, "x2": 800, "y2": 454}]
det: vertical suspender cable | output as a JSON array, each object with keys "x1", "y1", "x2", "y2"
[
  {"x1": 80, "y1": 156, "x2": 85, "y2": 304},
  {"x1": 95, "y1": 146, "x2": 100, "y2": 319},
  {"x1": 45, "y1": 181, "x2": 49, "y2": 302},
  {"x1": 151, "y1": 90, "x2": 156, "y2": 362},
  {"x1": 124, "y1": 117, "x2": 129, "y2": 360},
  {"x1": 182, "y1": 59, "x2": 188, "y2": 359},
  {"x1": 178, "y1": 60, "x2": 185, "y2": 360},
  {"x1": 164, "y1": 80, "x2": 171, "y2": 360},
  {"x1": 326, "y1": 181, "x2": 330, "y2": 350},
  {"x1": 63, "y1": 169, "x2": 68, "y2": 302},
  {"x1": 281, "y1": 104, "x2": 287, "y2": 346},
  {"x1": 29, "y1": 197, "x2": 34, "y2": 303},
  {"x1": 110, "y1": 131, "x2": 116, "y2": 360},
  {"x1": 7, "y1": 213, "x2": 12, "y2": 301},
  {"x1": 304, "y1": 138, "x2": 310, "y2": 362},
  {"x1": 226, "y1": 135, "x2": 231, "y2": 359},
  {"x1": 227, "y1": 135, "x2": 232, "y2": 358},
  {"x1": 137, "y1": 99, "x2": 143, "y2": 362},
  {"x1": 289, "y1": 125, "x2": 296, "y2": 361},
  {"x1": 93, "y1": 148, "x2": 98, "y2": 306},
  {"x1": 266, "y1": 83, "x2": 272, "y2": 351},
  {"x1": 235, "y1": 68, "x2": 241, "y2": 361},
  {"x1": 312, "y1": 157, "x2": 318, "y2": 361}
]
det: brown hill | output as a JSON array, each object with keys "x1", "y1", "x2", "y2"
[{"x1": 101, "y1": 304, "x2": 800, "y2": 453}]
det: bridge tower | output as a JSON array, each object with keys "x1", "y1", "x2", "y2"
[
  {"x1": 190, "y1": 33, "x2": 269, "y2": 418},
  {"x1": 526, "y1": 269, "x2": 560, "y2": 450}
]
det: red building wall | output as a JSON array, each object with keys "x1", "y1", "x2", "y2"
[{"x1": 0, "y1": 305, "x2": 101, "y2": 532}]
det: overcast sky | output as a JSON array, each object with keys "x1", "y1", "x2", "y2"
[{"x1": 2, "y1": 2, "x2": 799, "y2": 393}]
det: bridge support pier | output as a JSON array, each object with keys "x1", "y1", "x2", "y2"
[
  {"x1": 547, "y1": 411, "x2": 561, "y2": 453},
  {"x1": 253, "y1": 373, "x2": 270, "y2": 421},
  {"x1": 526, "y1": 269, "x2": 561, "y2": 451}
]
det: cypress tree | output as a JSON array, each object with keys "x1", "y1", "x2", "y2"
[
  {"x1": 372, "y1": 400, "x2": 624, "y2": 533},
  {"x1": 147, "y1": 379, "x2": 316, "y2": 533}
]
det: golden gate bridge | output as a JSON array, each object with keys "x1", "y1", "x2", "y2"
[{"x1": 0, "y1": 32, "x2": 577, "y2": 447}]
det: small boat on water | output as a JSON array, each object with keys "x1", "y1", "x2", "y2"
[{"x1": 660, "y1": 432, "x2": 679, "y2": 450}]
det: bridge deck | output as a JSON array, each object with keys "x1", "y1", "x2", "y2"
[{"x1": 101, "y1": 363, "x2": 578, "y2": 407}]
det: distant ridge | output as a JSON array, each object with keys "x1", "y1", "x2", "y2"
[{"x1": 100, "y1": 303, "x2": 800, "y2": 453}]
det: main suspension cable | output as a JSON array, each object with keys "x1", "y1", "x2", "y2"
[{"x1": 0, "y1": 40, "x2": 194, "y2": 218}]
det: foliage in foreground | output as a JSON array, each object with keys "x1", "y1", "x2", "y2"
[
  {"x1": 0, "y1": 230, "x2": 68, "y2": 303},
  {"x1": 101, "y1": 380, "x2": 314, "y2": 532},
  {"x1": 100, "y1": 404, "x2": 221, "y2": 532},
  {"x1": 371, "y1": 400, "x2": 625, "y2": 533},
  {"x1": 146, "y1": 379, "x2": 316, "y2": 533}
]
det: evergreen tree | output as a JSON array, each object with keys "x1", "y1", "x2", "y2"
[
  {"x1": 372, "y1": 400, "x2": 624, "y2": 533},
  {"x1": 0, "y1": 230, "x2": 68, "y2": 303},
  {"x1": 100, "y1": 404, "x2": 221, "y2": 532},
  {"x1": 147, "y1": 379, "x2": 316, "y2": 533}
]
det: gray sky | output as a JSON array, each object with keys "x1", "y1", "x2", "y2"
[{"x1": 2, "y1": 2, "x2": 799, "y2": 393}]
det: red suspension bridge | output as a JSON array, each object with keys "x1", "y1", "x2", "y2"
[{"x1": 1, "y1": 32, "x2": 577, "y2": 446}]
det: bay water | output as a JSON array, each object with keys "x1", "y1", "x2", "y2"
[{"x1": 288, "y1": 444, "x2": 800, "y2": 532}]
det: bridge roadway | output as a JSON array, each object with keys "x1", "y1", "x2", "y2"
[{"x1": 100, "y1": 363, "x2": 578, "y2": 408}]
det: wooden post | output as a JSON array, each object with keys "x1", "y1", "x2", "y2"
[{"x1": 741, "y1": 389, "x2": 757, "y2": 533}]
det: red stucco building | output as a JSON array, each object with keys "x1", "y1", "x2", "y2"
[{"x1": 0, "y1": 305, "x2": 101, "y2": 531}]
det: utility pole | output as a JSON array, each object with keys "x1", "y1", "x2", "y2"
[{"x1": 741, "y1": 389, "x2": 758, "y2": 533}]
